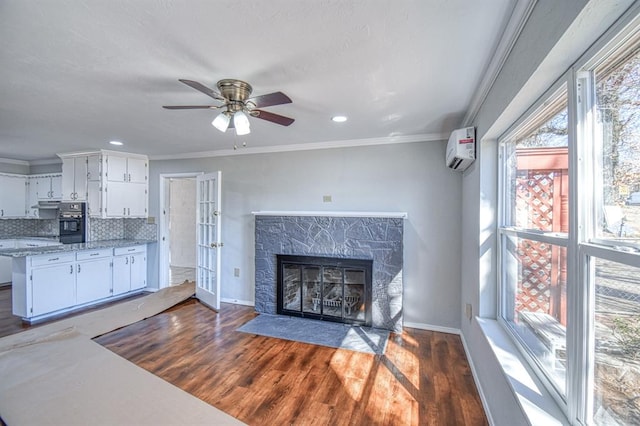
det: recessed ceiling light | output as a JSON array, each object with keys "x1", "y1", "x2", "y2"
[
  {"x1": 109, "y1": 140, "x2": 123, "y2": 146},
  {"x1": 331, "y1": 115, "x2": 348, "y2": 123}
]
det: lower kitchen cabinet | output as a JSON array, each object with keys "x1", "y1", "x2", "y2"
[
  {"x1": 10, "y1": 244, "x2": 148, "y2": 321},
  {"x1": 76, "y1": 249, "x2": 112, "y2": 305},
  {"x1": 31, "y1": 260, "x2": 76, "y2": 317},
  {"x1": 113, "y1": 245, "x2": 147, "y2": 295}
]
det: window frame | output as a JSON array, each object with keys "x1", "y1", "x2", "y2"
[{"x1": 496, "y1": 7, "x2": 640, "y2": 423}]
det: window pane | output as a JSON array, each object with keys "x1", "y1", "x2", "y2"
[
  {"x1": 595, "y1": 48, "x2": 640, "y2": 241},
  {"x1": 502, "y1": 234, "x2": 567, "y2": 394},
  {"x1": 504, "y1": 102, "x2": 569, "y2": 232},
  {"x1": 592, "y1": 257, "x2": 640, "y2": 425}
]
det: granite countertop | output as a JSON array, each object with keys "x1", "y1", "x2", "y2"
[{"x1": 0, "y1": 239, "x2": 156, "y2": 258}]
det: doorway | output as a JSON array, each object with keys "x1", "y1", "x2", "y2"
[{"x1": 159, "y1": 173, "x2": 200, "y2": 288}]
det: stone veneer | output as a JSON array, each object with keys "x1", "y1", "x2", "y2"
[{"x1": 254, "y1": 215, "x2": 404, "y2": 332}]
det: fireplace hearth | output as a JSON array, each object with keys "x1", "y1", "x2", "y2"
[{"x1": 277, "y1": 255, "x2": 373, "y2": 326}]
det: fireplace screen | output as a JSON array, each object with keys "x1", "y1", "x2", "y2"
[{"x1": 277, "y1": 255, "x2": 372, "y2": 326}]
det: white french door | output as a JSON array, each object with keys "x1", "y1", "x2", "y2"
[{"x1": 195, "y1": 171, "x2": 222, "y2": 310}]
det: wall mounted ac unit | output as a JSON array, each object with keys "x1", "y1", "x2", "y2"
[{"x1": 446, "y1": 126, "x2": 475, "y2": 171}]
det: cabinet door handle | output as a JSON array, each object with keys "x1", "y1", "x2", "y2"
[
  {"x1": 70, "y1": 265, "x2": 73, "y2": 274},
  {"x1": 131, "y1": 256, "x2": 135, "y2": 264},
  {"x1": 123, "y1": 207, "x2": 126, "y2": 215},
  {"x1": 77, "y1": 264, "x2": 81, "y2": 273},
  {"x1": 128, "y1": 173, "x2": 131, "y2": 182},
  {"x1": 125, "y1": 257, "x2": 128, "y2": 265},
  {"x1": 1, "y1": 209, "x2": 3, "y2": 216}
]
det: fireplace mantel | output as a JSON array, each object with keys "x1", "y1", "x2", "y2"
[{"x1": 252, "y1": 211, "x2": 408, "y2": 219}]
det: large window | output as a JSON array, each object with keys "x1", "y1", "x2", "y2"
[{"x1": 498, "y1": 18, "x2": 640, "y2": 425}]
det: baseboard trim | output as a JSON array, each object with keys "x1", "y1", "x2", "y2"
[
  {"x1": 402, "y1": 321, "x2": 460, "y2": 335},
  {"x1": 460, "y1": 328, "x2": 495, "y2": 426},
  {"x1": 221, "y1": 298, "x2": 255, "y2": 307}
]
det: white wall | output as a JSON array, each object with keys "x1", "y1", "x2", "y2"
[
  {"x1": 461, "y1": 0, "x2": 636, "y2": 423},
  {"x1": 148, "y1": 141, "x2": 463, "y2": 329},
  {"x1": 168, "y1": 178, "x2": 196, "y2": 268}
]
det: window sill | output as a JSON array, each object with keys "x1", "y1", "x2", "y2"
[{"x1": 476, "y1": 318, "x2": 568, "y2": 425}]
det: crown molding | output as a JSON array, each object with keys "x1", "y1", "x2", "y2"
[
  {"x1": 28, "y1": 158, "x2": 62, "y2": 166},
  {"x1": 463, "y1": 0, "x2": 538, "y2": 126},
  {"x1": 0, "y1": 157, "x2": 30, "y2": 166},
  {"x1": 149, "y1": 132, "x2": 447, "y2": 161}
]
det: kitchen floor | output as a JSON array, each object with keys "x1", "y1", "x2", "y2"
[{"x1": 0, "y1": 285, "x2": 148, "y2": 339}]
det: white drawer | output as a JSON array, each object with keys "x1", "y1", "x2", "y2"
[
  {"x1": 76, "y1": 248, "x2": 112, "y2": 261},
  {"x1": 0, "y1": 240, "x2": 16, "y2": 249},
  {"x1": 31, "y1": 252, "x2": 75, "y2": 267},
  {"x1": 114, "y1": 245, "x2": 146, "y2": 256}
]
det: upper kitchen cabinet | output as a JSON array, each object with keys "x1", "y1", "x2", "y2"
[
  {"x1": 26, "y1": 173, "x2": 62, "y2": 218},
  {"x1": 60, "y1": 156, "x2": 88, "y2": 201},
  {"x1": 0, "y1": 174, "x2": 27, "y2": 218},
  {"x1": 35, "y1": 174, "x2": 62, "y2": 200},
  {"x1": 105, "y1": 155, "x2": 147, "y2": 184},
  {"x1": 67, "y1": 150, "x2": 148, "y2": 218}
]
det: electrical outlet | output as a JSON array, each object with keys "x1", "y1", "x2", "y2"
[
  {"x1": 323, "y1": 195, "x2": 332, "y2": 203},
  {"x1": 234, "y1": 268, "x2": 240, "y2": 277},
  {"x1": 465, "y1": 303, "x2": 473, "y2": 320}
]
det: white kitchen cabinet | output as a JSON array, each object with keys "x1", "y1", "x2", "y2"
[
  {"x1": 61, "y1": 156, "x2": 88, "y2": 201},
  {"x1": 0, "y1": 240, "x2": 15, "y2": 283},
  {"x1": 31, "y1": 261, "x2": 76, "y2": 316},
  {"x1": 0, "y1": 174, "x2": 27, "y2": 218},
  {"x1": 113, "y1": 245, "x2": 147, "y2": 294},
  {"x1": 10, "y1": 243, "x2": 148, "y2": 321},
  {"x1": 76, "y1": 249, "x2": 112, "y2": 304},
  {"x1": 105, "y1": 181, "x2": 147, "y2": 218},
  {"x1": 26, "y1": 176, "x2": 40, "y2": 218},
  {"x1": 27, "y1": 174, "x2": 62, "y2": 218},
  {"x1": 106, "y1": 155, "x2": 147, "y2": 184},
  {"x1": 36, "y1": 174, "x2": 62, "y2": 200},
  {"x1": 27, "y1": 252, "x2": 77, "y2": 317}
]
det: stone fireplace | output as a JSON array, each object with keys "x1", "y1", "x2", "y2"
[{"x1": 254, "y1": 212, "x2": 405, "y2": 332}]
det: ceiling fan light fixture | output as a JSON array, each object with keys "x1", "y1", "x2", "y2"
[
  {"x1": 212, "y1": 112, "x2": 230, "y2": 132},
  {"x1": 234, "y1": 110, "x2": 251, "y2": 135}
]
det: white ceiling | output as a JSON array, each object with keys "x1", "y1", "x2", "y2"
[{"x1": 0, "y1": 0, "x2": 518, "y2": 162}]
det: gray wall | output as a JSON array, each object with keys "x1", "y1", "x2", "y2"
[
  {"x1": 148, "y1": 141, "x2": 463, "y2": 329},
  {"x1": 461, "y1": 0, "x2": 636, "y2": 423}
]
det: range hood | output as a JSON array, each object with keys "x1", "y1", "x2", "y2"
[{"x1": 32, "y1": 200, "x2": 61, "y2": 210}]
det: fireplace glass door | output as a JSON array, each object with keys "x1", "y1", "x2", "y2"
[{"x1": 277, "y1": 255, "x2": 372, "y2": 326}]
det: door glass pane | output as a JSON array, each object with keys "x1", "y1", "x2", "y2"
[
  {"x1": 302, "y1": 266, "x2": 321, "y2": 314},
  {"x1": 503, "y1": 95, "x2": 569, "y2": 232},
  {"x1": 345, "y1": 269, "x2": 365, "y2": 321},
  {"x1": 595, "y1": 49, "x2": 640, "y2": 241},
  {"x1": 502, "y1": 234, "x2": 567, "y2": 394},
  {"x1": 322, "y1": 267, "x2": 343, "y2": 318},
  {"x1": 283, "y1": 265, "x2": 301, "y2": 311},
  {"x1": 592, "y1": 257, "x2": 640, "y2": 425}
]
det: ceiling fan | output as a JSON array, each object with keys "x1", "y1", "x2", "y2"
[{"x1": 163, "y1": 79, "x2": 294, "y2": 135}]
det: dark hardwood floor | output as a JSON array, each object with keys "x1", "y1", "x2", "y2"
[
  {"x1": 0, "y1": 285, "x2": 147, "y2": 339},
  {"x1": 95, "y1": 299, "x2": 488, "y2": 425}
]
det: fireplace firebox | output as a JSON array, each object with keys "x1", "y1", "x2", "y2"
[{"x1": 277, "y1": 255, "x2": 373, "y2": 326}]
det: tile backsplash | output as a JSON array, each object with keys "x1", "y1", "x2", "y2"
[
  {"x1": 0, "y1": 219, "x2": 58, "y2": 238},
  {"x1": 89, "y1": 218, "x2": 157, "y2": 241},
  {"x1": 0, "y1": 218, "x2": 156, "y2": 241}
]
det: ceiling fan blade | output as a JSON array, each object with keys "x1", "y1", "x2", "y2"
[
  {"x1": 162, "y1": 105, "x2": 215, "y2": 109},
  {"x1": 252, "y1": 110, "x2": 295, "y2": 126},
  {"x1": 178, "y1": 79, "x2": 225, "y2": 101},
  {"x1": 247, "y1": 91, "x2": 292, "y2": 108}
]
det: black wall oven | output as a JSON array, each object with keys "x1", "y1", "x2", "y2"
[{"x1": 59, "y1": 202, "x2": 86, "y2": 244}]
